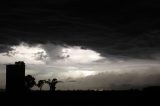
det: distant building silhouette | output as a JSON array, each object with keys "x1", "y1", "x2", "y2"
[{"x1": 6, "y1": 61, "x2": 25, "y2": 93}]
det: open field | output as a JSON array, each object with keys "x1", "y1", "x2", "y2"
[{"x1": 0, "y1": 87, "x2": 160, "y2": 105}]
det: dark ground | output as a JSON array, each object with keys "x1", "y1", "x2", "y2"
[{"x1": 1, "y1": 87, "x2": 160, "y2": 105}]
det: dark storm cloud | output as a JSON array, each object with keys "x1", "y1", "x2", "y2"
[{"x1": 1, "y1": 1, "x2": 160, "y2": 58}]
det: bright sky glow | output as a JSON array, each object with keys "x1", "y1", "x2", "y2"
[
  {"x1": 61, "y1": 46, "x2": 105, "y2": 64},
  {"x1": 0, "y1": 43, "x2": 48, "y2": 64},
  {"x1": 1, "y1": 43, "x2": 160, "y2": 90},
  {"x1": 58, "y1": 70, "x2": 97, "y2": 79},
  {"x1": 10, "y1": 43, "x2": 47, "y2": 59},
  {"x1": 0, "y1": 43, "x2": 105, "y2": 79}
]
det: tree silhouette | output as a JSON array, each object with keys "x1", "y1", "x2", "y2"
[
  {"x1": 37, "y1": 80, "x2": 46, "y2": 91},
  {"x1": 45, "y1": 78, "x2": 62, "y2": 91},
  {"x1": 25, "y1": 75, "x2": 36, "y2": 91},
  {"x1": 36, "y1": 79, "x2": 62, "y2": 91}
]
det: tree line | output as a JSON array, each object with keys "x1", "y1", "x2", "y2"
[{"x1": 25, "y1": 75, "x2": 62, "y2": 91}]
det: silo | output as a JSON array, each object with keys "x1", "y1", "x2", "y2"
[{"x1": 6, "y1": 62, "x2": 25, "y2": 93}]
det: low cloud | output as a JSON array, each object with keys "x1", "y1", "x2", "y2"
[{"x1": 57, "y1": 68, "x2": 160, "y2": 90}]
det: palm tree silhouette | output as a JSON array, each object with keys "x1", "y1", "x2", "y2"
[
  {"x1": 37, "y1": 78, "x2": 63, "y2": 91},
  {"x1": 45, "y1": 79, "x2": 56, "y2": 91},
  {"x1": 45, "y1": 78, "x2": 62, "y2": 91}
]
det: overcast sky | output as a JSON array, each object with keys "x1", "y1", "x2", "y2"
[{"x1": 1, "y1": 1, "x2": 160, "y2": 90}]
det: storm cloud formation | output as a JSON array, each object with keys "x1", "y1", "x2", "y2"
[
  {"x1": 0, "y1": 0, "x2": 160, "y2": 58},
  {"x1": 0, "y1": 1, "x2": 160, "y2": 90}
]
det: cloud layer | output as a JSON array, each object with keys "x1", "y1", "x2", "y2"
[
  {"x1": 1, "y1": 1, "x2": 160, "y2": 90},
  {"x1": 57, "y1": 68, "x2": 160, "y2": 90},
  {"x1": 0, "y1": 43, "x2": 160, "y2": 90},
  {"x1": 1, "y1": 1, "x2": 160, "y2": 59}
]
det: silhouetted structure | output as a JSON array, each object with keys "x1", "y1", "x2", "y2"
[{"x1": 6, "y1": 61, "x2": 25, "y2": 93}]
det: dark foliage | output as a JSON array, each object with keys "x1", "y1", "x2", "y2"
[{"x1": 25, "y1": 75, "x2": 36, "y2": 91}]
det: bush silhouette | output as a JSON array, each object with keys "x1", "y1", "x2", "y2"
[{"x1": 25, "y1": 75, "x2": 36, "y2": 91}]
